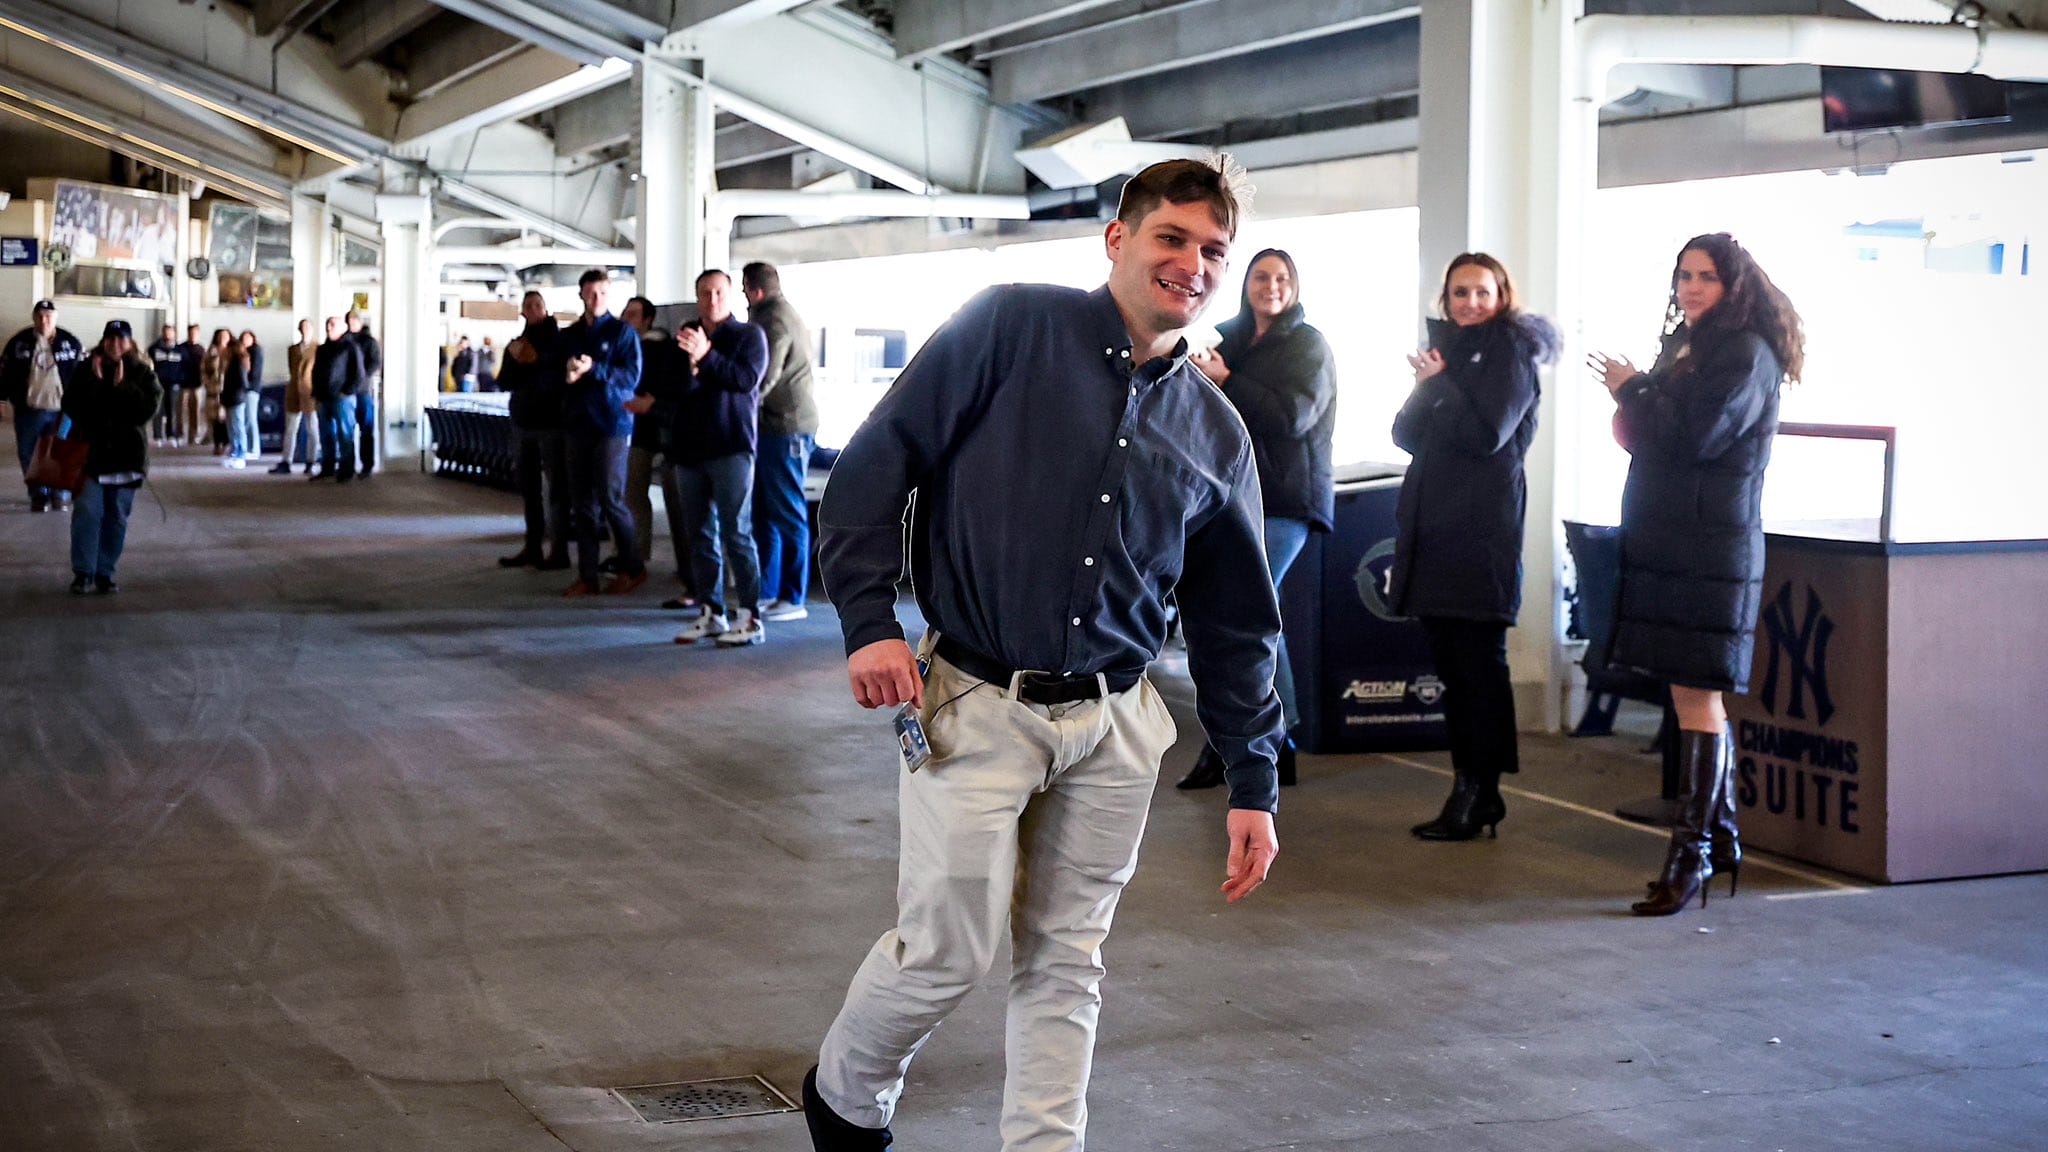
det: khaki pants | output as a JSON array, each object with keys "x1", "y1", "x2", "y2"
[{"x1": 817, "y1": 640, "x2": 1176, "y2": 1152}]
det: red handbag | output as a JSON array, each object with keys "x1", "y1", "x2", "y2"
[{"x1": 26, "y1": 431, "x2": 89, "y2": 495}]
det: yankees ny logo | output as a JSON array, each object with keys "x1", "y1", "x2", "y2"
[{"x1": 1759, "y1": 582, "x2": 1835, "y2": 726}]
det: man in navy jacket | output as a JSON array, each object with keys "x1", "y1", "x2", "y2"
[
  {"x1": 558, "y1": 268, "x2": 645, "y2": 597},
  {"x1": 655, "y1": 269, "x2": 768, "y2": 647},
  {"x1": 3, "y1": 299, "x2": 85, "y2": 512}
]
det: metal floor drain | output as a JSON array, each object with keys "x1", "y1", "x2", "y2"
[{"x1": 611, "y1": 1074, "x2": 798, "y2": 1124}]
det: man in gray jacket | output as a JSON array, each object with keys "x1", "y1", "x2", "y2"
[{"x1": 742, "y1": 262, "x2": 819, "y2": 621}]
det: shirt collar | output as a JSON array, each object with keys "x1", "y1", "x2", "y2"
[{"x1": 1087, "y1": 286, "x2": 1190, "y2": 384}]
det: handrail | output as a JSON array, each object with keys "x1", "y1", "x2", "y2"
[{"x1": 1777, "y1": 422, "x2": 1898, "y2": 544}]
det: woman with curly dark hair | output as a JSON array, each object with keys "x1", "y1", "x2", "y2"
[
  {"x1": 1589, "y1": 232, "x2": 1804, "y2": 916},
  {"x1": 1391, "y1": 252, "x2": 1557, "y2": 841}
]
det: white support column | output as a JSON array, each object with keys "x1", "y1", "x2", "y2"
[
  {"x1": 637, "y1": 45, "x2": 717, "y2": 302},
  {"x1": 290, "y1": 193, "x2": 329, "y2": 330},
  {"x1": 375, "y1": 191, "x2": 433, "y2": 462},
  {"x1": 172, "y1": 187, "x2": 192, "y2": 335},
  {"x1": 1417, "y1": 0, "x2": 1588, "y2": 733}
]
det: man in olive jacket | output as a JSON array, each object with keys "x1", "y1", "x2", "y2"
[
  {"x1": 742, "y1": 262, "x2": 819, "y2": 621},
  {"x1": 61, "y1": 320, "x2": 162, "y2": 593}
]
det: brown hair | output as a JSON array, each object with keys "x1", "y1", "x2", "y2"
[
  {"x1": 1115, "y1": 156, "x2": 1244, "y2": 239},
  {"x1": 741, "y1": 261, "x2": 781, "y2": 296},
  {"x1": 1236, "y1": 248, "x2": 1300, "y2": 318},
  {"x1": 1665, "y1": 232, "x2": 1805, "y2": 384},
  {"x1": 1435, "y1": 252, "x2": 1518, "y2": 319}
]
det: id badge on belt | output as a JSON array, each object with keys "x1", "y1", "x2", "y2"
[{"x1": 896, "y1": 653, "x2": 934, "y2": 772}]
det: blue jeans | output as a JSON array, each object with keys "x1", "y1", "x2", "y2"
[
  {"x1": 71, "y1": 478, "x2": 138, "y2": 579},
  {"x1": 673, "y1": 453, "x2": 760, "y2": 617},
  {"x1": 320, "y1": 396, "x2": 358, "y2": 476},
  {"x1": 14, "y1": 406, "x2": 64, "y2": 500},
  {"x1": 1265, "y1": 516, "x2": 1312, "y2": 730},
  {"x1": 567, "y1": 432, "x2": 640, "y2": 586},
  {"x1": 753, "y1": 432, "x2": 813, "y2": 605},
  {"x1": 228, "y1": 397, "x2": 258, "y2": 458},
  {"x1": 354, "y1": 389, "x2": 377, "y2": 473}
]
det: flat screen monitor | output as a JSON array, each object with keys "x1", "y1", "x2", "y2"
[{"x1": 1822, "y1": 66, "x2": 2012, "y2": 133}]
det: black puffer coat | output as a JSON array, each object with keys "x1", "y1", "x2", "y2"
[
  {"x1": 1212, "y1": 303, "x2": 1337, "y2": 531},
  {"x1": 1388, "y1": 312, "x2": 1554, "y2": 623},
  {"x1": 60, "y1": 350, "x2": 162, "y2": 478},
  {"x1": 501, "y1": 316, "x2": 562, "y2": 430},
  {"x1": 1608, "y1": 323, "x2": 1782, "y2": 692}
]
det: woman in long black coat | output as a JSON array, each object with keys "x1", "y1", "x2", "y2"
[
  {"x1": 62, "y1": 321, "x2": 162, "y2": 594},
  {"x1": 1177, "y1": 248, "x2": 1337, "y2": 790},
  {"x1": 1590, "y1": 232, "x2": 1804, "y2": 916},
  {"x1": 1390, "y1": 253, "x2": 1556, "y2": 841}
]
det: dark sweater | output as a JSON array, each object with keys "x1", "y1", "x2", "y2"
[
  {"x1": 666, "y1": 315, "x2": 768, "y2": 463},
  {"x1": 61, "y1": 350, "x2": 162, "y2": 479}
]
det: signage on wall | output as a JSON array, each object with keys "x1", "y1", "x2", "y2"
[
  {"x1": 1736, "y1": 581, "x2": 1862, "y2": 836},
  {"x1": 0, "y1": 236, "x2": 36, "y2": 266}
]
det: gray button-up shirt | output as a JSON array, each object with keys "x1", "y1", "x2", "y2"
[{"x1": 820, "y1": 283, "x2": 1285, "y2": 811}]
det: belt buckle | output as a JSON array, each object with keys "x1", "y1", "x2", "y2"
[{"x1": 1013, "y1": 670, "x2": 1068, "y2": 704}]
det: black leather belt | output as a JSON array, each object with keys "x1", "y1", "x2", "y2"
[{"x1": 933, "y1": 635, "x2": 1142, "y2": 706}]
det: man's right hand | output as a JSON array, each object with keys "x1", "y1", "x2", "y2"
[
  {"x1": 848, "y1": 639, "x2": 923, "y2": 711},
  {"x1": 565, "y1": 354, "x2": 593, "y2": 382}
]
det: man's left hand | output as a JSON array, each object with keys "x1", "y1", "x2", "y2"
[
  {"x1": 677, "y1": 327, "x2": 711, "y2": 364},
  {"x1": 1221, "y1": 808, "x2": 1278, "y2": 903},
  {"x1": 623, "y1": 393, "x2": 656, "y2": 415}
]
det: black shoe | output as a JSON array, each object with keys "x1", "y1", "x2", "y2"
[
  {"x1": 599, "y1": 554, "x2": 623, "y2": 575},
  {"x1": 268, "y1": 462, "x2": 293, "y2": 475},
  {"x1": 1632, "y1": 728, "x2": 1724, "y2": 916},
  {"x1": 93, "y1": 576, "x2": 118, "y2": 595},
  {"x1": 1412, "y1": 773, "x2": 1506, "y2": 841},
  {"x1": 308, "y1": 470, "x2": 331, "y2": 482},
  {"x1": 660, "y1": 595, "x2": 700, "y2": 612},
  {"x1": 337, "y1": 473, "x2": 354, "y2": 485},
  {"x1": 52, "y1": 495, "x2": 70, "y2": 512},
  {"x1": 536, "y1": 553, "x2": 571, "y2": 571},
  {"x1": 499, "y1": 550, "x2": 541, "y2": 569},
  {"x1": 69, "y1": 574, "x2": 89, "y2": 595},
  {"x1": 1174, "y1": 745, "x2": 1227, "y2": 790},
  {"x1": 31, "y1": 494, "x2": 49, "y2": 513},
  {"x1": 802, "y1": 1066, "x2": 892, "y2": 1151}
]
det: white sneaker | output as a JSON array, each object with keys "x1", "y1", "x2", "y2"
[
  {"x1": 674, "y1": 613, "x2": 729, "y2": 645},
  {"x1": 225, "y1": 457, "x2": 246, "y2": 470},
  {"x1": 761, "y1": 599, "x2": 809, "y2": 622},
  {"x1": 715, "y1": 609, "x2": 766, "y2": 647}
]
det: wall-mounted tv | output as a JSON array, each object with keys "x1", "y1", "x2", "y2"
[{"x1": 1822, "y1": 66, "x2": 2011, "y2": 133}]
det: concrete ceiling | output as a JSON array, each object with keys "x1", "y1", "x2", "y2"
[{"x1": 0, "y1": 0, "x2": 2042, "y2": 249}]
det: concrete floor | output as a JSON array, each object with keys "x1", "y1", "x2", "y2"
[{"x1": 2, "y1": 450, "x2": 2044, "y2": 1152}]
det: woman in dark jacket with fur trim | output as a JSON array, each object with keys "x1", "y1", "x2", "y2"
[
  {"x1": 1391, "y1": 253, "x2": 1556, "y2": 841},
  {"x1": 1590, "y1": 232, "x2": 1803, "y2": 916},
  {"x1": 61, "y1": 320, "x2": 162, "y2": 594},
  {"x1": 1177, "y1": 248, "x2": 1337, "y2": 791}
]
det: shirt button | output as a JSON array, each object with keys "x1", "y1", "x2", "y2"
[
  {"x1": 1071, "y1": 617, "x2": 1081, "y2": 626},
  {"x1": 1120, "y1": 350, "x2": 1130, "y2": 359},
  {"x1": 1083, "y1": 557, "x2": 1094, "y2": 566},
  {"x1": 1118, "y1": 438, "x2": 1128, "y2": 447},
  {"x1": 1100, "y1": 493, "x2": 1110, "y2": 503},
  {"x1": 1130, "y1": 386, "x2": 1137, "y2": 396}
]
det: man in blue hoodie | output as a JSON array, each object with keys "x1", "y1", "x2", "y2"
[{"x1": 558, "y1": 269, "x2": 644, "y2": 597}]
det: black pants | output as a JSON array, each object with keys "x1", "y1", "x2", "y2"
[
  {"x1": 565, "y1": 432, "x2": 641, "y2": 586},
  {"x1": 1420, "y1": 617, "x2": 1519, "y2": 781},
  {"x1": 517, "y1": 429, "x2": 569, "y2": 558}
]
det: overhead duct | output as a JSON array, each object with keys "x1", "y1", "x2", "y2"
[
  {"x1": 707, "y1": 189, "x2": 1032, "y2": 235},
  {"x1": 1577, "y1": 14, "x2": 2048, "y2": 104},
  {"x1": 1014, "y1": 118, "x2": 1210, "y2": 189}
]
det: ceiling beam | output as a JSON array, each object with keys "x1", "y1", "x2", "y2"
[
  {"x1": 253, "y1": 0, "x2": 345, "y2": 38},
  {"x1": 0, "y1": 93, "x2": 289, "y2": 210},
  {"x1": 1074, "y1": 22, "x2": 1418, "y2": 139},
  {"x1": 434, "y1": 172, "x2": 609, "y2": 248},
  {"x1": 892, "y1": 0, "x2": 1126, "y2": 60},
  {"x1": 670, "y1": 0, "x2": 815, "y2": 30},
  {"x1": 393, "y1": 48, "x2": 632, "y2": 150},
  {"x1": 0, "y1": 72, "x2": 292, "y2": 197},
  {"x1": 331, "y1": 0, "x2": 440, "y2": 69},
  {"x1": 400, "y1": 21, "x2": 528, "y2": 100},
  {"x1": 975, "y1": 0, "x2": 1215, "y2": 61},
  {"x1": 993, "y1": 0, "x2": 1418, "y2": 103},
  {"x1": 0, "y1": 0, "x2": 386, "y2": 163}
]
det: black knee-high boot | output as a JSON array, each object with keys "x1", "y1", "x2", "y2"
[
  {"x1": 1707, "y1": 722, "x2": 1741, "y2": 896},
  {"x1": 1631, "y1": 728, "x2": 1724, "y2": 915}
]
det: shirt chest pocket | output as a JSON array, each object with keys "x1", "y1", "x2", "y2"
[{"x1": 1118, "y1": 446, "x2": 1213, "y2": 577}]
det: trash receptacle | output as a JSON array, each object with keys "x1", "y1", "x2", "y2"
[{"x1": 1281, "y1": 465, "x2": 1449, "y2": 754}]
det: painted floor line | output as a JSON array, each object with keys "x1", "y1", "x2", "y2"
[{"x1": 1377, "y1": 753, "x2": 1869, "y2": 893}]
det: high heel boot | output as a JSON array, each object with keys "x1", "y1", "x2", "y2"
[
  {"x1": 1412, "y1": 770, "x2": 1505, "y2": 841},
  {"x1": 1631, "y1": 728, "x2": 1724, "y2": 915},
  {"x1": 1707, "y1": 723, "x2": 1741, "y2": 896}
]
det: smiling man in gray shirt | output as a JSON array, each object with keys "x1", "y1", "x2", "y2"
[{"x1": 804, "y1": 157, "x2": 1284, "y2": 1152}]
